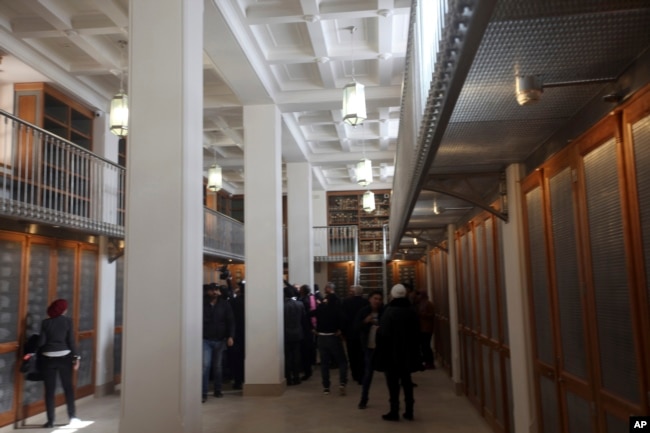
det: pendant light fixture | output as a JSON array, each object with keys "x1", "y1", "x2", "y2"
[
  {"x1": 342, "y1": 26, "x2": 366, "y2": 127},
  {"x1": 110, "y1": 40, "x2": 129, "y2": 137},
  {"x1": 362, "y1": 190, "x2": 375, "y2": 212},
  {"x1": 356, "y1": 123, "x2": 373, "y2": 186},
  {"x1": 207, "y1": 148, "x2": 222, "y2": 192}
]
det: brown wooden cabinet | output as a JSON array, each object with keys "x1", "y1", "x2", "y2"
[{"x1": 15, "y1": 83, "x2": 94, "y2": 151}]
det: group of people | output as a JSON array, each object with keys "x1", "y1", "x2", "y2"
[{"x1": 281, "y1": 280, "x2": 436, "y2": 421}]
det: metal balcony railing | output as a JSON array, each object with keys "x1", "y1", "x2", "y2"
[
  {"x1": 204, "y1": 208, "x2": 245, "y2": 261},
  {"x1": 0, "y1": 109, "x2": 125, "y2": 236}
]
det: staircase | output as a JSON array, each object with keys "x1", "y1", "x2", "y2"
[{"x1": 358, "y1": 261, "x2": 387, "y2": 294}]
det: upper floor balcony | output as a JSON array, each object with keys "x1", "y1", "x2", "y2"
[{"x1": 0, "y1": 109, "x2": 386, "y2": 263}]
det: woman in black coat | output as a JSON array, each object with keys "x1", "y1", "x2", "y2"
[
  {"x1": 373, "y1": 284, "x2": 422, "y2": 421},
  {"x1": 37, "y1": 299, "x2": 80, "y2": 428}
]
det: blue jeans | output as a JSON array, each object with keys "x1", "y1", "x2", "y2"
[{"x1": 203, "y1": 339, "x2": 227, "y2": 396}]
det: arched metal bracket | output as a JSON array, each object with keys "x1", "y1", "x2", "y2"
[{"x1": 422, "y1": 172, "x2": 508, "y2": 222}]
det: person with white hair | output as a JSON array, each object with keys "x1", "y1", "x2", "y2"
[{"x1": 373, "y1": 284, "x2": 422, "y2": 421}]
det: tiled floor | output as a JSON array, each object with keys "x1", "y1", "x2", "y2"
[{"x1": 8, "y1": 369, "x2": 492, "y2": 433}]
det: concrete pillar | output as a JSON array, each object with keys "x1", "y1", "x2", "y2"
[
  {"x1": 243, "y1": 104, "x2": 285, "y2": 396},
  {"x1": 501, "y1": 163, "x2": 536, "y2": 433},
  {"x1": 287, "y1": 162, "x2": 314, "y2": 287},
  {"x1": 446, "y1": 224, "x2": 463, "y2": 394},
  {"x1": 119, "y1": 0, "x2": 203, "y2": 431}
]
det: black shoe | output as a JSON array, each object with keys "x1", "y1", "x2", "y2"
[
  {"x1": 403, "y1": 412, "x2": 414, "y2": 420},
  {"x1": 214, "y1": 391, "x2": 223, "y2": 398},
  {"x1": 42, "y1": 422, "x2": 54, "y2": 428},
  {"x1": 202, "y1": 395, "x2": 207, "y2": 403},
  {"x1": 358, "y1": 400, "x2": 367, "y2": 409},
  {"x1": 382, "y1": 412, "x2": 400, "y2": 421}
]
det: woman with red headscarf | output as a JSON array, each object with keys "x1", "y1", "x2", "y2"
[{"x1": 37, "y1": 299, "x2": 80, "y2": 428}]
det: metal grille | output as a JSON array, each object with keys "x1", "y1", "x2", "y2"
[
  {"x1": 56, "y1": 246, "x2": 75, "y2": 302},
  {"x1": 583, "y1": 138, "x2": 639, "y2": 403},
  {"x1": 462, "y1": 233, "x2": 472, "y2": 327},
  {"x1": 549, "y1": 167, "x2": 587, "y2": 379},
  {"x1": 482, "y1": 345, "x2": 493, "y2": 413},
  {"x1": 114, "y1": 331, "x2": 122, "y2": 377},
  {"x1": 467, "y1": 334, "x2": 476, "y2": 397},
  {"x1": 497, "y1": 220, "x2": 510, "y2": 346},
  {"x1": 493, "y1": 350, "x2": 505, "y2": 425},
  {"x1": 27, "y1": 243, "x2": 50, "y2": 333},
  {"x1": 0, "y1": 239, "x2": 21, "y2": 343},
  {"x1": 115, "y1": 256, "x2": 124, "y2": 327},
  {"x1": 0, "y1": 352, "x2": 16, "y2": 412},
  {"x1": 526, "y1": 187, "x2": 553, "y2": 365},
  {"x1": 606, "y1": 412, "x2": 628, "y2": 433},
  {"x1": 486, "y1": 218, "x2": 498, "y2": 340},
  {"x1": 632, "y1": 114, "x2": 650, "y2": 336},
  {"x1": 540, "y1": 376, "x2": 560, "y2": 433},
  {"x1": 566, "y1": 391, "x2": 593, "y2": 433},
  {"x1": 78, "y1": 249, "x2": 96, "y2": 332},
  {"x1": 476, "y1": 224, "x2": 488, "y2": 334},
  {"x1": 469, "y1": 231, "x2": 478, "y2": 331},
  {"x1": 77, "y1": 338, "x2": 93, "y2": 388}
]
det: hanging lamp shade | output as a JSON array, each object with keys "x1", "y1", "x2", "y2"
[
  {"x1": 342, "y1": 81, "x2": 366, "y2": 127},
  {"x1": 207, "y1": 164, "x2": 223, "y2": 192},
  {"x1": 362, "y1": 190, "x2": 376, "y2": 212},
  {"x1": 356, "y1": 158, "x2": 373, "y2": 186},
  {"x1": 109, "y1": 92, "x2": 129, "y2": 137}
]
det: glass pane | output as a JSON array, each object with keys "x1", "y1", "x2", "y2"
[
  {"x1": 549, "y1": 167, "x2": 587, "y2": 379},
  {"x1": 476, "y1": 224, "x2": 488, "y2": 334},
  {"x1": 566, "y1": 391, "x2": 592, "y2": 433},
  {"x1": 115, "y1": 256, "x2": 124, "y2": 327},
  {"x1": 78, "y1": 250, "x2": 96, "y2": 332},
  {"x1": 0, "y1": 351, "x2": 16, "y2": 412},
  {"x1": 77, "y1": 338, "x2": 93, "y2": 388},
  {"x1": 540, "y1": 375, "x2": 560, "y2": 433},
  {"x1": 525, "y1": 187, "x2": 553, "y2": 365},
  {"x1": 27, "y1": 243, "x2": 51, "y2": 334},
  {"x1": 0, "y1": 239, "x2": 22, "y2": 343},
  {"x1": 114, "y1": 332, "x2": 122, "y2": 377},
  {"x1": 583, "y1": 139, "x2": 639, "y2": 403},
  {"x1": 631, "y1": 114, "x2": 650, "y2": 340},
  {"x1": 56, "y1": 246, "x2": 75, "y2": 303}
]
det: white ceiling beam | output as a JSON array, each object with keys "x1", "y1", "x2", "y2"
[
  {"x1": 90, "y1": 0, "x2": 128, "y2": 29},
  {"x1": 244, "y1": 7, "x2": 410, "y2": 25},
  {"x1": 23, "y1": 0, "x2": 71, "y2": 29}
]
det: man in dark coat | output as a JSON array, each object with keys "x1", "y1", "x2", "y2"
[
  {"x1": 341, "y1": 284, "x2": 369, "y2": 384},
  {"x1": 202, "y1": 283, "x2": 235, "y2": 402},
  {"x1": 283, "y1": 285, "x2": 305, "y2": 385},
  {"x1": 374, "y1": 284, "x2": 422, "y2": 421}
]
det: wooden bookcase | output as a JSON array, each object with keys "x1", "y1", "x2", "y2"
[
  {"x1": 15, "y1": 83, "x2": 94, "y2": 151},
  {"x1": 327, "y1": 190, "x2": 390, "y2": 255},
  {"x1": 14, "y1": 83, "x2": 95, "y2": 217}
]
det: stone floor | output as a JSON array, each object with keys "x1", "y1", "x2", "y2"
[{"x1": 7, "y1": 368, "x2": 492, "y2": 433}]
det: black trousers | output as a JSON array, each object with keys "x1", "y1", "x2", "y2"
[
  {"x1": 384, "y1": 368, "x2": 414, "y2": 414},
  {"x1": 41, "y1": 354, "x2": 76, "y2": 424},
  {"x1": 284, "y1": 340, "x2": 302, "y2": 383},
  {"x1": 345, "y1": 336, "x2": 364, "y2": 383}
]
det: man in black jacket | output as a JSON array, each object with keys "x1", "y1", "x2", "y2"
[
  {"x1": 374, "y1": 284, "x2": 422, "y2": 421},
  {"x1": 283, "y1": 286, "x2": 305, "y2": 385},
  {"x1": 202, "y1": 283, "x2": 235, "y2": 402},
  {"x1": 313, "y1": 292, "x2": 348, "y2": 396}
]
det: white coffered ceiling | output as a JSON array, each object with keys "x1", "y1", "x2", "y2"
[{"x1": 0, "y1": 0, "x2": 409, "y2": 194}]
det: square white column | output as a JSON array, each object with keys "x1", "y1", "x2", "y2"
[
  {"x1": 287, "y1": 162, "x2": 314, "y2": 287},
  {"x1": 120, "y1": 0, "x2": 203, "y2": 432},
  {"x1": 243, "y1": 104, "x2": 285, "y2": 395}
]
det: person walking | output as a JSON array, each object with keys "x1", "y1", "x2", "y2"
[
  {"x1": 341, "y1": 285, "x2": 369, "y2": 384},
  {"x1": 283, "y1": 285, "x2": 305, "y2": 385},
  {"x1": 374, "y1": 284, "x2": 422, "y2": 421},
  {"x1": 355, "y1": 290, "x2": 384, "y2": 409},
  {"x1": 37, "y1": 299, "x2": 80, "y2": 428},
  {"x1": 202, "y1": 283, "x2": 235, "y2": 402},
  {"x1": 313, "y1": 292, "x2": 348, "y2": 396}
]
